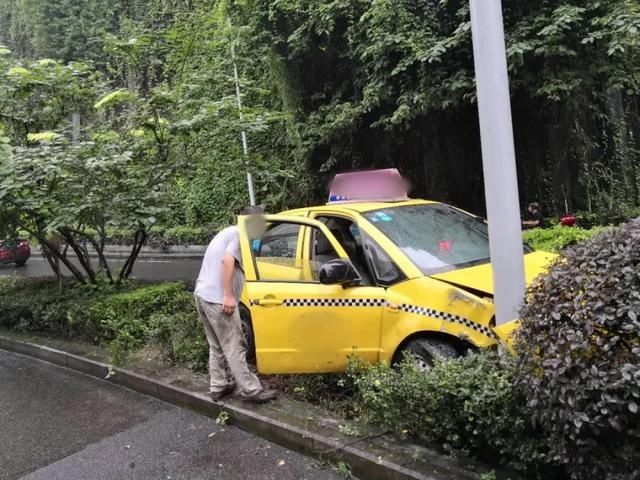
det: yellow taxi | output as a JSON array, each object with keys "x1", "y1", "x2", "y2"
[{"x1": 237, "y1": 171, "x2": 554, "y2": 374}]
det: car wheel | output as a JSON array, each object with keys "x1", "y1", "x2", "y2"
[
  {"x1": 15, "y1": 260, "x2": 27, "y2": 267},
  {"x1": 395, "y1": 338, "x2": 459, "y2": 373},
  {"x1": 239, "y1": 304, "x2": 256, "y2": 365}
]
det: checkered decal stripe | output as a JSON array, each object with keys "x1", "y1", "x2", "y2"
[
  {"x1": 282, "y1": 298, "x2": 386, "y2": 307},
  {"x1": 273, "y1": 298, "x2": 494, "y2": 338},
  {"x1": 399, "y1": 304, "x2": 496, "y2": 338}
]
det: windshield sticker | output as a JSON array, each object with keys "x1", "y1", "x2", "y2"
[
  {"x1": 372, "y1": 211, "x2": 393, "y2": 222},
  {"x1": 439, "y1": 240, "x2": 452, "y2": 252}
]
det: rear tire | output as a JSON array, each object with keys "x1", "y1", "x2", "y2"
[
  {"x1": 15, "y1": 260, "x2": 27, "y2": 267},
  {"x1": 395, "y1": 338, "x2": 459, "y2": 372},
  {"x1": 239, "y1": 304, "x2": 256, "y2": 366}
]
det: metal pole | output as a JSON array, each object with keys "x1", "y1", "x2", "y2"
[
  {"x1": 228, "y1": 18, "x2": 257, "y2": 206},
  {"x1": 71, "y1": 112, "x2": 80, "y2": 144},
  {"x1": 469, "y1": 0, "x2": 526, "y2": 325}
]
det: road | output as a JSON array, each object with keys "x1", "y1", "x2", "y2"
[
  {"x1": 0, "y1": 255, "x2": 203, "y2": 283},
  {"x1": 0, "y1": 350, "x2": 346, "y2": 480}
]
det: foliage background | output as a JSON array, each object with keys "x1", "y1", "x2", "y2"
[{"x1": 2, "y1": 0, "x2": 639, "y2": 225}]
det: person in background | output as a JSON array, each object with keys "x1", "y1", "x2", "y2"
[
  {"x1": 522, "y1": 202, "x2": 545, "y2": 229},
  {"x1": 194, "y1": 206, "x2": 278, "y2": 403}
]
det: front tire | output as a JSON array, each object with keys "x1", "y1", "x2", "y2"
[
  {"x1": 239, "y1": 304, "x2": 256, "y2": 365},
  {"x1": 15, "y1": 260, "x2": 27, "y2": 267},
  {"x1": 395, "y1": 338, "x2": 459, "y2": 372}
]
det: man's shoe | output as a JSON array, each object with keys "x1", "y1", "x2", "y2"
[
  {"x1": 241, "y1": 388, "x2": 279, "y2": 404},
  {"x1": 209, "y1": 383, "x2": 236, "y2": 401}
]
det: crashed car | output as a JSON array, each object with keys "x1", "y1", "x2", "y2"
[{"x1": 237, "y1": 170, "x2": 554, "y2": 374}]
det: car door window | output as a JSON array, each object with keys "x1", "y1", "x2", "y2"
[
  {"x1": 258, "y1": 223, "x2": 299, "y2": 259},
  {"x1": 362, "y1": 232, "x2": 404, "y2": 286},
  {"x1": 254, "y1": 223, "x2": 339, "y2": 282},
  {"x1": 309, "y1": 227, "x2": 343, "y2": 281},
  {"x1": 254, "y1": 223, "x2": 303, "y2": 282},
  {"x1": 315, "y1": 216, "x2": 373, "y2": 285}
]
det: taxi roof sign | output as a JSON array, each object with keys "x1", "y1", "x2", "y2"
[{"x1": 328, "y1": 168, "x2": 410, "y2": 204}]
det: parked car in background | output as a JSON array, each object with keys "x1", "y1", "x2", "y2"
[{"x1": 0, "y1": 238, "x2": 31, "y2": 267}]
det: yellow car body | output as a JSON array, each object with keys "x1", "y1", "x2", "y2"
[{"x1": 237, "y1": 199, "x2": 554, "y2": 374}]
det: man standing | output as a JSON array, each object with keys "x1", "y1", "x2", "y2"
[
  {"x1": 522, "y1": 202, "x2": 545, "y2": 229},
  {"x1": 195, "y1": 206, "x2": 278, "y2": 403}
]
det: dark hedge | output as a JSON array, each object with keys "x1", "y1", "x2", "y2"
[{"x1": 516, "y1": 219, "x2": 640, "y2": 480}]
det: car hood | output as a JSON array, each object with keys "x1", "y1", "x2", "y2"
[{"x1": 430, "y1": 251, "x2": 557, "y2": 296}]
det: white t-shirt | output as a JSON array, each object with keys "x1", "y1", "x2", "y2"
[{"x1": 195, "y1": 226, "x2": 245, "y2": 304}]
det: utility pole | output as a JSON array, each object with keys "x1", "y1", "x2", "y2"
[
  {"x1": 228, "y1": 18, "x2": 257, "y2": 206},
  {"x1": 71, "y1": 112, "x2": 81, "y2": 144},
  {"x1": 469, "y1": 0, "x2": 526, "y2": 325}
]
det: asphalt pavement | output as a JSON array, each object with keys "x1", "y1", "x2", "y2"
[
  {"x1": 0, "y1": 255, "x2": 202, "y2": 283},
  {"x1": 0, "y1": 350, "x2": 346, "y2": 480}
]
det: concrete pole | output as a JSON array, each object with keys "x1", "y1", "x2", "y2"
[
  {"x1": 228, "y1": 18, "x2": 257, "y2": 206},
  {"x1": 469, "y1": 0, "x2": 526, "y2": 324}
]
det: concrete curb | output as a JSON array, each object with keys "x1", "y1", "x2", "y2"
[{"x1": 0, "y1": 335, "x2": 474, "y2": 480}]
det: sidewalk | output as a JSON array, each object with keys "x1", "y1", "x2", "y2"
[{"x1": 0, "y1": 328, "x2": 516, "y2": 480}]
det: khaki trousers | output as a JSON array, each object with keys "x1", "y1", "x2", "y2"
[{"x1": 195, "y1": 296, "x2": 262, "y2": 396}]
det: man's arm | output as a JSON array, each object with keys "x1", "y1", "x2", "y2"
[
  {"x1": 221, "y1": 252, "x2": 236, "y2": 315},
  {"x1": 522, "y1": 219, "x2": 541, "y2": 228}
]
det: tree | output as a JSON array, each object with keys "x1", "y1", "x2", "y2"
[
  {"x1": 0, "y1": 139, "x2": 169, "y2": 285},
  {"x1": 248, "y1": 0, "x2": 640, "y2": 215},
  {"x1": 0, "y1": 51, "x2": 174, "y2": 285},
  {"x1": 3, "y1": 0, "x2": 639, "y2": 228}
]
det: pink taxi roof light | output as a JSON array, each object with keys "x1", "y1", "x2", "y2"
[{"x1": 328, "y1": 168, "x2": 410, "y2": 204}]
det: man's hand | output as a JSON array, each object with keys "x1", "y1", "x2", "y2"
[{"x1": 222, "y1": 293, "x2": 236, "y2": 315}]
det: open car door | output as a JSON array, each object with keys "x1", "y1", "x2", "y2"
[{"x1": 238, "y1": 215, "x2": 385, "y2": 374}]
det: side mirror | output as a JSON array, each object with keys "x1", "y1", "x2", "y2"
[{"x1": 319, "y1": 259, "x2": 360, "y2": 286}]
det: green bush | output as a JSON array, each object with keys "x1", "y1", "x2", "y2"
[
  {"x1": 160, "y1": 226, "x2": 214, "y2": 246},
  {"x1": 276, "y1": 371, "x2": 362, "y2": 419},
  {"x1": 147, "y1": 311, "x2": 208, "y2": 371},
  {"x1": 0, "y1": 277, "x2": 207, "y2": 366},
  {"x1": 102, "y1": 225, "x2": 214, "y2": 247},
  {"x1": 516, "y1": 219, "x2": 640, "y2": 480},
  {"x1": 523, "y1": 224, "x2": 603, "y2": 252},
  {"x1": 67, "y1": 282, "x2": 199, "y2": 363},
  {"x1": 0, "y1": 277, "x2": 115, "y2": 335},
  {"x1": 349, "y1": 353, "x2": 555, "y2": 477},
  {"x1": 575, "y1": 208, "x2": 640, "y2": 229}
]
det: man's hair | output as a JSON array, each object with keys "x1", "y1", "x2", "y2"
[{"x1": 239, "y1": 205, "x2": 265, "y2": 216}]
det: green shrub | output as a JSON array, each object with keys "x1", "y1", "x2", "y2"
[
  {"x1": 0, "y1": 277, "x2": 206, "y2": 366},
  {"x1": 516, "y1": 219, "x2": 640, "y2": 480},
  {"x1": 147, "y1": 311, "x2": 208, "y2": 371},
  {"x1": 0, "y1": 277, "x2": 110, "y2": 335},
  {"x1": 160, "y1": 226, "x2": 213, "y2": 246},
  {"x1": 102, "y1": 226, "x2": 214, "y2": 247},
  {"x1": 523, "y1": 224, "x2": 603, "y2": 252},
  {"x1": 277, "y1": 370, "x2": 362, "y2": 419},
  {"x1": 349, "y1": 353, "x2": 555, "y2": 477},
  {"x1": 67, "y1": 282, "x2": 196, "y2": 363},
  {"x1": 575, "y1": 208, "x2": 640, "y2": 229}
]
